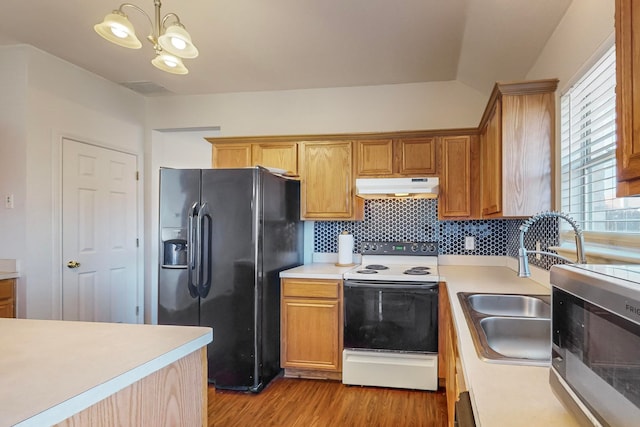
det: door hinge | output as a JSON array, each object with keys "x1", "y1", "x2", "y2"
[
  {"x1": 136, "y1": 171, "x2": 139, "y2": 181},
  {"x1": 136, "y1": 306, "x2": 139, "y2": 316},
  {"x1": 136, "y1": 238, "x2": 139, "y2": 247}
]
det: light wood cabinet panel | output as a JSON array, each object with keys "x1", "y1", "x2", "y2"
[
  {"x1": 299, "y1": 141, "x2": 363, "y2": 220},
  {"x1": 0, "y1": 279, "x2": 16, "y2": 318},
  {"x1": 479, "y1": 80, "x2": 557, "y2": 218},
  {"x1": 355, "y1": 137, "x2": 437, "y2": 178},
  {"x1": 397, "y1": 137, "x2": 437, "y2": 175},
  {"x1": 281, "y1": 279, "x2": 343, "y2": 377},
  {"x1": 440, "y1": 135, "x2": 480, "y2": 219},
  {"x1": 481, "y1": 100, "x2": 502, "y2": 216},
  {"x1": 251, "y1": 142, "x2": 298, "y2": 174},
  {"x1": 439, "y1": 283, "x2": 462, "y2": 427},
  {"x1": 355, "y1": 139, "x2": 394, "y2": 176},
  {"x1": 616, "y1": 0, "x2": 640, "y2": 196},
  {"x1": 212, "y1": 143, "x2": 251, "y2": 168}
]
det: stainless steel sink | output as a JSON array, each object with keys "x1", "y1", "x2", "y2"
[
  {"x1": 467, "y1": 294, "x2": 550, "y2": 318},
  {"x1": 480, "y1": 317, "x2": 551, "y2": 361},
  {"x1": 457, "y1": 292, "x2": 551, "y2": 366}
]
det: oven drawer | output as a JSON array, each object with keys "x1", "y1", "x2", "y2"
[{"x1": 282, "y1": 278, "x2": 341, "y2": 299}]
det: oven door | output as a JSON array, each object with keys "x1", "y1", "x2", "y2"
[{"x1": 343, "y1": 280, "x2": 438, "y2": 353}]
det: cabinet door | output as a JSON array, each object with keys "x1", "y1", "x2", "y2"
[
  {"x1": 252, "y1": 142, "x2": 298, "y2": 174},
  {"x1": 355, "y1": 139, "x2": 394, "y2": 177},
  {"x1": 440, "y1": 135, "x2": 473, "y2": 218},
  {"x1": 281, "y1": 297, "x2": 341, "y2": 371},
  {"x1": 0, "y1": 279, "x2": 15, "y2": 318},
  {"x1": 616, "y1": 0, "x2": 640, "y2": 196},
  {"x1": 299, "y1": 141, "x2": 361, "y2": 220},
  {"x1": 481, "y1": 100, "x2": 502, "y2": 216},
  {"x1": 396, "y1": 137, "x2": 437, "y2": 175},
  {"x1": 212, "y1": 143, "x2": 252, "y2": 168}
]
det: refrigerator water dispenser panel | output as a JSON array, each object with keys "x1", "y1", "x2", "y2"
[{"x1": 162, "y1": 239, "x2": 188, "y2": 268}]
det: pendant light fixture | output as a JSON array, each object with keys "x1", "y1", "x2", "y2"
[{"x1": 94, "y1": 0, "x2": 198, "y2": 75}]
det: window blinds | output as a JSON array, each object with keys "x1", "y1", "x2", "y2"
[{"x1": 560, "y1": 45, "x2": 640, "y2": 233}]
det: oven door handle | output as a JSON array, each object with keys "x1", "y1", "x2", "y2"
[{"x1": 344, "y1": 280, "x2": 438, "y2": 290}]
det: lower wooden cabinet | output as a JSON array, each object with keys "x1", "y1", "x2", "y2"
[
  {"x1": 439, "y1": 283, "x2": 466, "y2": 427},
  {"x1": 280, "y1": 278, "x2": 343, "y2": 379},
  {"x1": 0, "y1": 279, "x2": 16, "y2": 318}
]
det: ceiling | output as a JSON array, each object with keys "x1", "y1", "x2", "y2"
[{"x1": 0, "y1": 0, "x2": 572, "y2": 96}]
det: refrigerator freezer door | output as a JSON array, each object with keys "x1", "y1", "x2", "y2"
[
  {"x1": 200, "y1": 168, "x2": 258, "y2": 389},
  {"x1": 158, "y1": 168, "x2": 201, "y2": 326}
]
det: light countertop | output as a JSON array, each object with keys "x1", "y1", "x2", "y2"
[
  {"x1": 440, "y1": 265, "x2": 579, "y2": 427},
  {"x1": 280, "y1": 262, "x2": 355, "y2": 279},
  {"x1": 0, "y1": 271, "x2": 19, "y2": 280},
  {"x1": 0, "y1": 318, "x2": 212, "y2": 426},
  {"x1": 0, "y1": 259, "x2": 19, "y2": 280}
]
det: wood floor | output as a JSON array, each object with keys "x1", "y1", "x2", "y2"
[{"x1": 208, "y1": 376, "x2": 448, "y2": 426}]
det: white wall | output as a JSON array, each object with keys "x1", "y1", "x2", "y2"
[
  {"x1": 0, "y1": 47, "x2": 28, "y2": 315},
  {"x1": 144, "y1": 129, "x2": 217, "y2": 323},
  {"x1": 0, "y1": 45, "x2": 146, "y2": 319},
  {"x1": 145, "y1": 81, "x2": 488, "y2": 135},
  {"x1": 526, "y1": 0, "x2": 615, "y2": 208}
]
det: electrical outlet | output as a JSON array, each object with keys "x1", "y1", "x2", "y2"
[
  {"x1": 464, "y1": 236, "x2": 475, "y2": 251},
  {"x1": 535, "y1": 241, "x2": 541, "y2": 260},
  {"x1": 4, "y1": 194, "x2": 14, "y2": 209}
]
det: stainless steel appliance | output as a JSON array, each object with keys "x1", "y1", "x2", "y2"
[
  {"x1": 158, "y1": 167, "x2": 303, "y2": 392},
  {"x1": 342, "y1": 241, "x2": 439, "y2": 390},
  {"x1": 550, "y1": 264, "x2": 640, "y2": 427}
]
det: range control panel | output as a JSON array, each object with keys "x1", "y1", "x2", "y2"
[{"x1": 360, "y1": 241, "x2": 438, "y2": 256}]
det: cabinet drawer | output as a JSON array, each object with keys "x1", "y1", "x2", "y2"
[
  {"x1": 282, "y1": 279, "x2": 340, "y2": 299},
  {"x1": 0, "y1": 279, "x2": 14, "y2": 300}
]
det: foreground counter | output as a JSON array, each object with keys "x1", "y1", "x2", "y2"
[
  {"x1": 0, "y1": 318, "x2": 212, "y2": 426},
  {"x1": 440, "y1": 264, "x2": 579, "y2": 427}
]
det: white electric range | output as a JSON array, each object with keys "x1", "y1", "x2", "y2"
[{"x1": 342, "y1": 241, "x2": 440, "y2": 391}]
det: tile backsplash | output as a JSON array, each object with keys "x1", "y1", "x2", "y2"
[{"x1": 313, "y1": 199, "x2": 560, "y2": 270}]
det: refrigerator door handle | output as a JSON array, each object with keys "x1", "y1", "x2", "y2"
[
  {"x1": 197, "y1": 202, "x2": 212, "y2": 298},
  {"x1": 186, "y1": 202, "x2": 200, "y2": 298}
]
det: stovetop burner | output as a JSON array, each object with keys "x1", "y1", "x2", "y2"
[
  {"x1": 409, "y1": 266, "x2": 431, "y2": 271},
  {"x1": 364, "y1": 264, "x2": 389, "y2": 270},
  {"x1": 404, "y1": 269, "x2": 431, "y2": 275},
  {"x1": 357, "y1": 269, "x2": 379, "y2": 274}
]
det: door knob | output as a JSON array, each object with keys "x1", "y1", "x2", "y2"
[{"x1": 67, "y1": 260, "x2": 81, "y2": 269}]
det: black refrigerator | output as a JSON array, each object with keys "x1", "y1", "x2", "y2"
[{"x1": 158, "y1": 167, "x2": 303, "y2": 392}]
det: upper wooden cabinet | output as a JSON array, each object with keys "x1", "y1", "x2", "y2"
[
  {"x1": 478, "y1": 80, "x2": 558, "y2": 218},
  {"x1": 616, "y1": 0, "x2": 640, "y2": 196},
  {"x1": 212, "y1": 143, "x2": 252, "y2": 169},
  {"x1": 440, "y1": 134, "x2": 480, "y2": 219},
  {"x1": 299, "y1": 141, "x2": 363, "y2": 220},
  {"x1": 397, "y1": 137, "x2": 437, "y2": 175},
  {"x1": 212, "y1": 141, "x2": 298, "y2": 174},
  {"x1": 355, "y1": 137, "x2": 437, "y2": 177},
  {"x1": 355, "y1": 139, "x2": 394, "y2": 176},
  {"x1": 251, "y1": 142, "x2": 298, "y2": 174}
]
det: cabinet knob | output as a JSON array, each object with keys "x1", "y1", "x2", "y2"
[{"x1": 67, "y1": 260, "x2": 81, "y2": 269}]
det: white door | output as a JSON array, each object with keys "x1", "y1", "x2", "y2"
[{"x1": 62, "y1": 138, "x2": 139, "y2": 323}]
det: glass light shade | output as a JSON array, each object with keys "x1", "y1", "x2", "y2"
[
  {"x1": 158, "y1": 24, "x2": 199, "y2": 58},
  {"x1": 152, "y1": 52, "x2": 189, "y2": 74},
  {"x1": 94, "y1": 12, "x2": 142, "y2": 49}
]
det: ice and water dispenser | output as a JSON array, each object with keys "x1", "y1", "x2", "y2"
[{"x1": 161, "y1": 228, "x2": 188, "y2": 269}]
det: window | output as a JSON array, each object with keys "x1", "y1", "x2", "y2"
[{"x1": 560, "y1": 45, "x2": 640, "y2": 234}]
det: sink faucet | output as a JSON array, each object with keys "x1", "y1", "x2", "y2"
[{"x1": 517, "y1": 211, "x2": 586, "y2": 278}]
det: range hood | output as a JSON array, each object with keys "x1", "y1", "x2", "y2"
[{"x1": 355, "y1": 177, "x2": 439, "y2": 199}]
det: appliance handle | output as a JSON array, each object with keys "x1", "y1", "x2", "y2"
[
  {"x1": 197, "y1": 202, "x2": 212, "y2": 298},
  {"x1": 186, "y1": 202, "x2": 199, "y2": 298},
  {"x1": 344, "y1": 280, "x2": 439, "y2": 291}
]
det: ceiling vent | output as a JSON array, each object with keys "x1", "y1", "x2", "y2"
[{"x1": 120, "y1": 81, "x2": 173, "y2": 96}]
